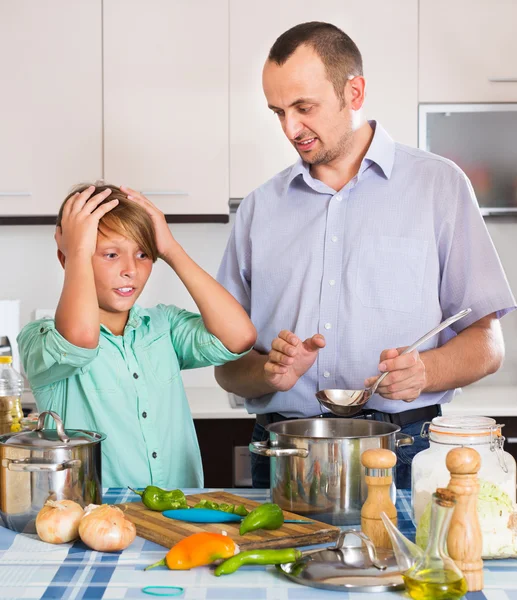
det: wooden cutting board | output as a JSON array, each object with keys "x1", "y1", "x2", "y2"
[{"x1": 118, "y1": 491, "x2": 340, "y2": 550}]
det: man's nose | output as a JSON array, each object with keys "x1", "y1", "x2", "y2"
[{"x1": 283, "y1": 113, "x2": 303, "y2": 141}]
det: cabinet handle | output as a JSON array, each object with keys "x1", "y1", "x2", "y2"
[
  {"x1": 506, "y1": 437, "x2": 517, "y2": 444},
  {"x1": 488, "y1": 78, "x2": 517, "y2": 83},
  {"x1": 0, "y1": 192, "x2": 32, "y2": 197},
  {"x1": 141, "y1": 191, "x2": 189, "y2": 196}
]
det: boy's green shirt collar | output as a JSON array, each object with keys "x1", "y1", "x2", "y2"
[{"x1": 100, "y1": 304, "x2": 151, "y2": 336}]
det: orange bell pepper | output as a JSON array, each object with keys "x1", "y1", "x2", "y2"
[{"x1": 145, "y1": 532, "x2": 238, "y2": 571}]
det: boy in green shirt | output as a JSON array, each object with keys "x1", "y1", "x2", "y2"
[{"x1": 18, "y1": 184, "x2": 256, "y2": 489}]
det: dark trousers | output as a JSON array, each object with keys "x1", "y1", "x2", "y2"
[{"x1": 251, "y1": 409, "x2": 439, "y2": 490}]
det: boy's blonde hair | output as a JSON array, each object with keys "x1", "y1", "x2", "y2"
[{"x1": 57, "y1": 183, "x2": 159, "y2": 262}]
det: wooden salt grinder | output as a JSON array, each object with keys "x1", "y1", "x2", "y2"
[
  {"x1": 446, "y1": 446, "x2": 484, "y2": 592},
  {"x1": 361, "y1": 448, "x2": 397, "y2": 549}
]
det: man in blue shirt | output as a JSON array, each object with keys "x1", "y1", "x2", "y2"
[{"x1": 216, "y1": 22, "x2": 516, "y2": 489}]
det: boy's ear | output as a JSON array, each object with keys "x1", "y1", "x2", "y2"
[
  {"x1": 57, "y1": 249, "x2": 65, "y2": 269},
  {"x1": 55, "y1": 226, "x2": 65, "y2": 269}
]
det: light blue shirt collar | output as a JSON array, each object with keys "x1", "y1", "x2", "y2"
[{"x1": 286, "y1": 120, "x2": 395, "y2": 193}]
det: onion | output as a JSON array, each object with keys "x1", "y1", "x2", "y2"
[
  {"x1": 79, "y1": 504, "x2": 136, "y2": 552},
  {"x1": 36, "y1": 500, "x2": 84, "y2": 544}
]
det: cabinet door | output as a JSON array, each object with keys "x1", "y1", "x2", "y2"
[
  {"x1": 0, "y1": 2, "x2": 102, "y2": 219},
  {"x1": 230, "y1": 0, "x2": 417, "y2": 198},
  {"x1": 419, "y1": 0, "x2": 517, "y2": 102},
  {"x1": 103, "y1": 0, "x2": 229, "y2": 220}
]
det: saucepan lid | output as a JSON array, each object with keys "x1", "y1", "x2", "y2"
[
  {"x1": 277, "y1": 530, "x2": 404, "y2": 592},
  {"x1": 0, "y1": 410, "x2": 105, "y2": 448}
]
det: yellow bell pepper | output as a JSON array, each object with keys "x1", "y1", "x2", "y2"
[{"x1": 145, "y1": 532, "x2": 238, "y2": 570}]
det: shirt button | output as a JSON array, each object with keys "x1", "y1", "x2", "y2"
[
  {"x1": 331, "y1": 235, "x2": 338, "y2": 243},
  {"x1": 324, "y1": 323, "x2": 331, "y2": 330},
  {"x1": 336, "y1": 195, "x2": 342, "y2": 202},
  {"x1": 329, "y1": 280, "x2": 336, "y2": 286},
  {"x1": 40, "y1": 327, "x2": 45, "y2": 333},
  {"x1": 133, "y1": 373, "x2": 139, "y2": 379},
  {"x1": 323, "y1": 371, "x2": 330, "y2": 378},
  {"x1": 142, "y1": 411, "x2": 147, "y2": 418},
  {"x1": 152, "y1": 452, "x2": 157, "y2": 459}
]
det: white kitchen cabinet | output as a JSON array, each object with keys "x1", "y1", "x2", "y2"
[
  {"x1": 419, "y1": 0, "x2": 517, "y2": 103},
  {"x1": 103, "y1": 0, "x2": 229, "y2": 220},
  {"x1": 229, "y1": 0, "x2": 418, "y2": 198},
  {"x1": 0, "y1": 1, "x2": 102, "y2": 220}
]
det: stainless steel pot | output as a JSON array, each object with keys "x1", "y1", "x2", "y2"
[
  {"x1": 250, "y1": 418, "x2": 413, "y2": 526},
  {"x1": 0, "y1": 411, "x2": 105, "y2": 533}
]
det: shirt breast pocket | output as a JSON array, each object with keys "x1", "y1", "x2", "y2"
[
  {"x1": 141, "y1": 332, "x2": 180, "y2": 385},
  {"x1": 356, "y1": 235, "x2": 428, "y2": 314}
]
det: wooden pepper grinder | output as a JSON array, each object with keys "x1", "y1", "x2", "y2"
[
  {"x1": 446, "y1": 446, "x2": 484, "y2": 592},
  {"x1": 361, "y1": 448, "x2": 397, "y2": 549}
]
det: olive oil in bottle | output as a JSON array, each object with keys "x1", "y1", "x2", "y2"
[
  {"x1": 404, "y1": 568, "x2": 468, "y2": 600},
  {"x1": 404, "y1": 489, "x2": 467, "y2": 600}
]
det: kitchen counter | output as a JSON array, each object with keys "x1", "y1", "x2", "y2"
[
  {"x1": 442, "y1": 385, "x2": 517, "y2": 417},
  {"x1": 0, "y1": 487, "x2": 513, "y2": 599},
  {"x1": 22, "y1": 385, "x2": 517, "y2": 420}
]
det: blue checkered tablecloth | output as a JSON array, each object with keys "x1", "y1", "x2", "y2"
[{"x1": 0, "y1": 488, "x2": 514, "y2": 600}]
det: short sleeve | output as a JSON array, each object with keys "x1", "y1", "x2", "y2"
[
  {"x1": 17, "y1": 320, "x2": 99, "y2": 389},
  {"x1": 160, "y1": 305, "x2": 250, "y2": 370},
  {"x1": 438, "y1": 170, "x2": 516, "y2": 333},
  {"x1": 216, "y1": 196, "x2": 253, "y2": 313}
]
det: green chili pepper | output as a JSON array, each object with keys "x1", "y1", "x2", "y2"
[
  {"x1": 129, "y1": 486, "x2": 187, "y2": 511},
  {"x1": 283, "y1": 465, "x2": 298, "y2": 501},
  {"x1": 214, "y1": 548, "x2": 302, "y2": 576},
  {"x1": 309, "y1": 473, "x2": 319, "y2": 505},
  {"x1": 239, "y1": 502, "x2": 284, "y2": 535}
]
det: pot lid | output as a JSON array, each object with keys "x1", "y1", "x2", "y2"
[
  {"x1": 278, "y1": 530, "x2": 404, "y2": 593},
  {"x1": 1, "y1": 410, "x2": 105, "y2": 448}
]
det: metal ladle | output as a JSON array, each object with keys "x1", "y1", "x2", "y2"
[{"x1": 316, "y1": 308, "x2": 472, "y2": 417}]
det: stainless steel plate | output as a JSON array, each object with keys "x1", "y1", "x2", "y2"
[{"x1": 278, "y1": 542, "x2": 404, "y2": 593}]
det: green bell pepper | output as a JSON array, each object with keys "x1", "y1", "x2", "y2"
[
  {"x1": 239, "y1": 502, "x2": 284, "y2": 535},
  {"x1": 128, "y1": 486, "x2": 187, "y2": 511},
  {"x1": 214, "y1": 548, "x2": 302, "y2": 576},
  {"x1": 192, "y1": 499, "x2": 249, "y2": 516}
]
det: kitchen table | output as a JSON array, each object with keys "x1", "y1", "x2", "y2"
[{"x1": 0, "y1": 488, "x2": 514, "y2": 600}]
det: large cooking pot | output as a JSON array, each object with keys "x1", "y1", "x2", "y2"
[
  {"x1": 250, "y1": 418, "x2": 413, "y2": 526},
  {"x1": 0, "y1": 410, "x2": 105, "y2": 533}
]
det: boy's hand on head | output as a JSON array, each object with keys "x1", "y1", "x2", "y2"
[
  {"x1": 121, "y1": 186, "x2": 176, "y2": 259},
  {"x1": 58, "y1": 186, "x2": 119, "y2": 258}
]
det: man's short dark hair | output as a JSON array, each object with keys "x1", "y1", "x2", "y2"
[{"x1": 268, "y1": 22, "x2": 363, "y2": 105}]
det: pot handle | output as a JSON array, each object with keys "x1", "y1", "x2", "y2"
[
  {"x1": 2, "y1": 458, "x2": 81, "y2": 472},
  {"x1": 395, "y1": 433, "x2": 414, "y2": 448},
  {"x1": 35, "y1": 411, "x2": 70, "y2": 444},
  {"x1": 249, "y1": 440, "x2": 309, "y2": 458}
]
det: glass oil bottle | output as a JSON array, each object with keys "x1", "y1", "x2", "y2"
[{"x1": 403, "y1": 488, "x2": 467, "y2": 600}]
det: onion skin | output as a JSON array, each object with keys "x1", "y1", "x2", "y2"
[
  {"x1": 36, "y1": 500, "x2": 84, "y2": 544},
  {"x1": 78, "y1": 504, "x2": 136, "y2": 552}
]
